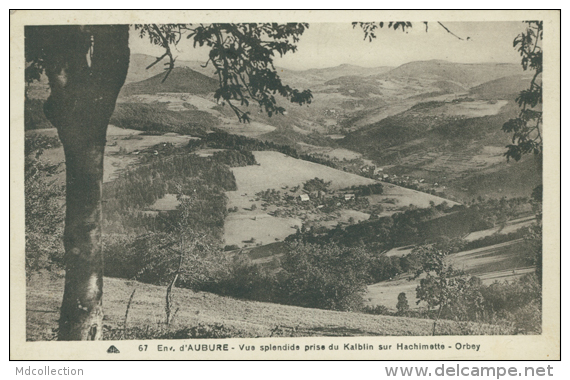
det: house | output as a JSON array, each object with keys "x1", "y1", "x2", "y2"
[
  {"x1": 299, "y1": 194, "x2": 310, "y2": 202},
  {"x1": 344, "y1": 194, "x2": 355, "y2": 201}
]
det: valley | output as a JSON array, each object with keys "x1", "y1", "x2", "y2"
[{"x1": 24, "y1": 52, "x2": 543, "y2": 339}]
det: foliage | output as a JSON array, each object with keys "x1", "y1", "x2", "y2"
[
  {"x1": 343, "y1": 183, "x2": 384, "y2": 196},
  {"x1": 25, "y1": 99, "x2": 53, "y2": 130},
  {"x1": 353, "y1": 22, "x2": 416, "y2": 42},
  {"x1": 522, "y1": 222, "x2": 542, "y2": 283},
  {"x1": 502, "y1": 21, "x2": 543, "y2": 161},
  {"x1": 25, "y1": 134, "x2": 65, "y2": 275},
  {"x1": 461, "y1": 227, "x2": 528, "y2": 251},
  {"x1": 411, "y1": 245, "x2": 486, "y2": 334},
  {"x1": 188, "y1": 130, "x2": 301, "y2": 158},
  {"x1": 478, "y1": 274, "x2": 542, "y2": 334},
  {"x1": 294, "y1": 196, "x2": 531, "y2": 251},
  {"x1": 103, "y1": 151, "x2": 234, "y2": 212},
  {"x1": 110, "y1": 102, "x2": 219, "y2": 135},
  {"x1": 406, "y1": 244, "x2": 541, "y2": 333},
  {"x1": 187, "y1": 130, "x2": 341, "y2": 168},
  {"x1": 135, "y1": 23, "x2": 313, "y2": 122},
  {"x1": 396, "y1": 292, "x2": 410, "y2": 316},
  {"x1": 279, "y1": 242, "x2": 370, "y2": 311},
  {"x1": 208, "y1": 254, "x2": 279, "y2": 302},
  {"x1": 104, "y1": 230, "x2": 227, "y2": 290},
  {"x1": 211, "y1": 149, "x2": 257, "y2": 167},
  {"x1": 303, "y1": 177, "x2": 331, "y2": 193},
  {"x1": 104, "y1": 322, "x2": 250, "y2": 340}
]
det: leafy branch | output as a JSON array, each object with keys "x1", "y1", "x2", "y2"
[
  {"x1": 502, "y1": 21, "x2": 543, "y2": 161},
  {"x1": 137, "y1": 23, "x2": 313, "y2": 122},
  {"x1": 352, "y1": 21, "x2": 467, "y2": 41}
]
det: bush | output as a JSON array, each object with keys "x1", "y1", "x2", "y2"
[
  {"x1": 396, "y1": 292, "x2": 410, "y2": 315},
  {"x1": 279, "y1": 242, "x2": 370, "y2": 311},
  {"x1": 362, "y1": 304, "x2": 392, "y2": 316},
  {"x1": 208, "y1": 255, "x2": 278, "y2": 302}
]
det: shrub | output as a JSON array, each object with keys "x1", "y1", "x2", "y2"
[
  {"x1": 208, "y1": 255, "x2": 278, "y2": 302},
  {"x1": 362, "y1": 304, "x2": 392, "y2": 316},
  {"x1": 396, "y1": 292, "x2": 410, "y2": 315},
  {"x1": 279, "y1": 242, "x2": 370, "y2": 311}
]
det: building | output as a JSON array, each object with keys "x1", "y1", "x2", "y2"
[
  {"x1": 344, "y1": 194, "x2": 355, "y2": 201},
  {"x1": 299, "y1": 194, "x2": 310, "y2": 202}
]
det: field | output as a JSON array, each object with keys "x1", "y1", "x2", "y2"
[
  {"x1": 232, "y1": 151, "x2": 375, "y2": 192},
  {"x1": 222, "y1": 151, "x2": 458, "y2": 247},
  {"x1": 216, "y1": 120, "x2": 276, "y2": 137},
  {"x1": 367, "y1": 239, "x2": 534, "y2": 311},
  {"x1": 463, "y1": 216, "x2": 536, "y2": 241},
  {"x1": 28, "y1": 125, "x2": 199, "y2": 184},
  {"x1": 368, "y1": 184, "x2": 458, "y2": 214},
  {"x1": 224, "y1": 214, "x2": 302, "y2": 248},
  {"x1": 26, "y1": 273, "x2": 511, "y2": 341}
]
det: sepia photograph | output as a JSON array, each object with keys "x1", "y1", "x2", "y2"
[{"x1": 10, "y1": 10, "x2": 560, "y2": 360}]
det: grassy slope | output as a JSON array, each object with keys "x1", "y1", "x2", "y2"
[{"x1": 26, "y1": 273, "x2": 509, "y2": 341}]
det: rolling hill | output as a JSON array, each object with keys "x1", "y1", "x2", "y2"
[
  {"x1": 381, "y1": 60, "x2": 523, "y2": 88},
  {"x1": 469, "y1": 74, "x2": 535, "y2": 100},
  {"x1": 121, "y1": 66, "x2": 219, "y2": 96}
]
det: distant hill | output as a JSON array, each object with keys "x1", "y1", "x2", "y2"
[
  {"x1": 277, "y1": 64, "x2": 393, "y2": 88},
  {"x1": 120, "y1": 66, "x2": 219, "y2": 96},
  {"x1": 382, "y1": 60, "x2": 523, "y2": 88},
  {"x1": 469, "y1": 74, "x2": 534, "y2": 100},
  {"x1": 303, "y1": 63, "x2": 394, "y2": 80}
]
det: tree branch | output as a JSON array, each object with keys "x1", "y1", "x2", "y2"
[{"x1": 437, "y1": 22, "x2": 464, "y2": 40}]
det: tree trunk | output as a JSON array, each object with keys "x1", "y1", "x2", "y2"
[{"x1": 40, "y1": 25, "x2": 130, "y2": 340}]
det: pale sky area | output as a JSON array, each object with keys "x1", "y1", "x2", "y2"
[{"x1": 129, "y1": 22, "x2": 528, "y2": 70}]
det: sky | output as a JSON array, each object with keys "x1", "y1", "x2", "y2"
[{"x1": 129, "y1": 22, "x2": 528, "y2": 70}]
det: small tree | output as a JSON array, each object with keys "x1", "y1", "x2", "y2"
[
  {"x1": 411, "y1": 245, "x2": 469, "y2": 335},
  {"x1": 396, "y1": 292, "x2": 410, "y2": 316}
]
